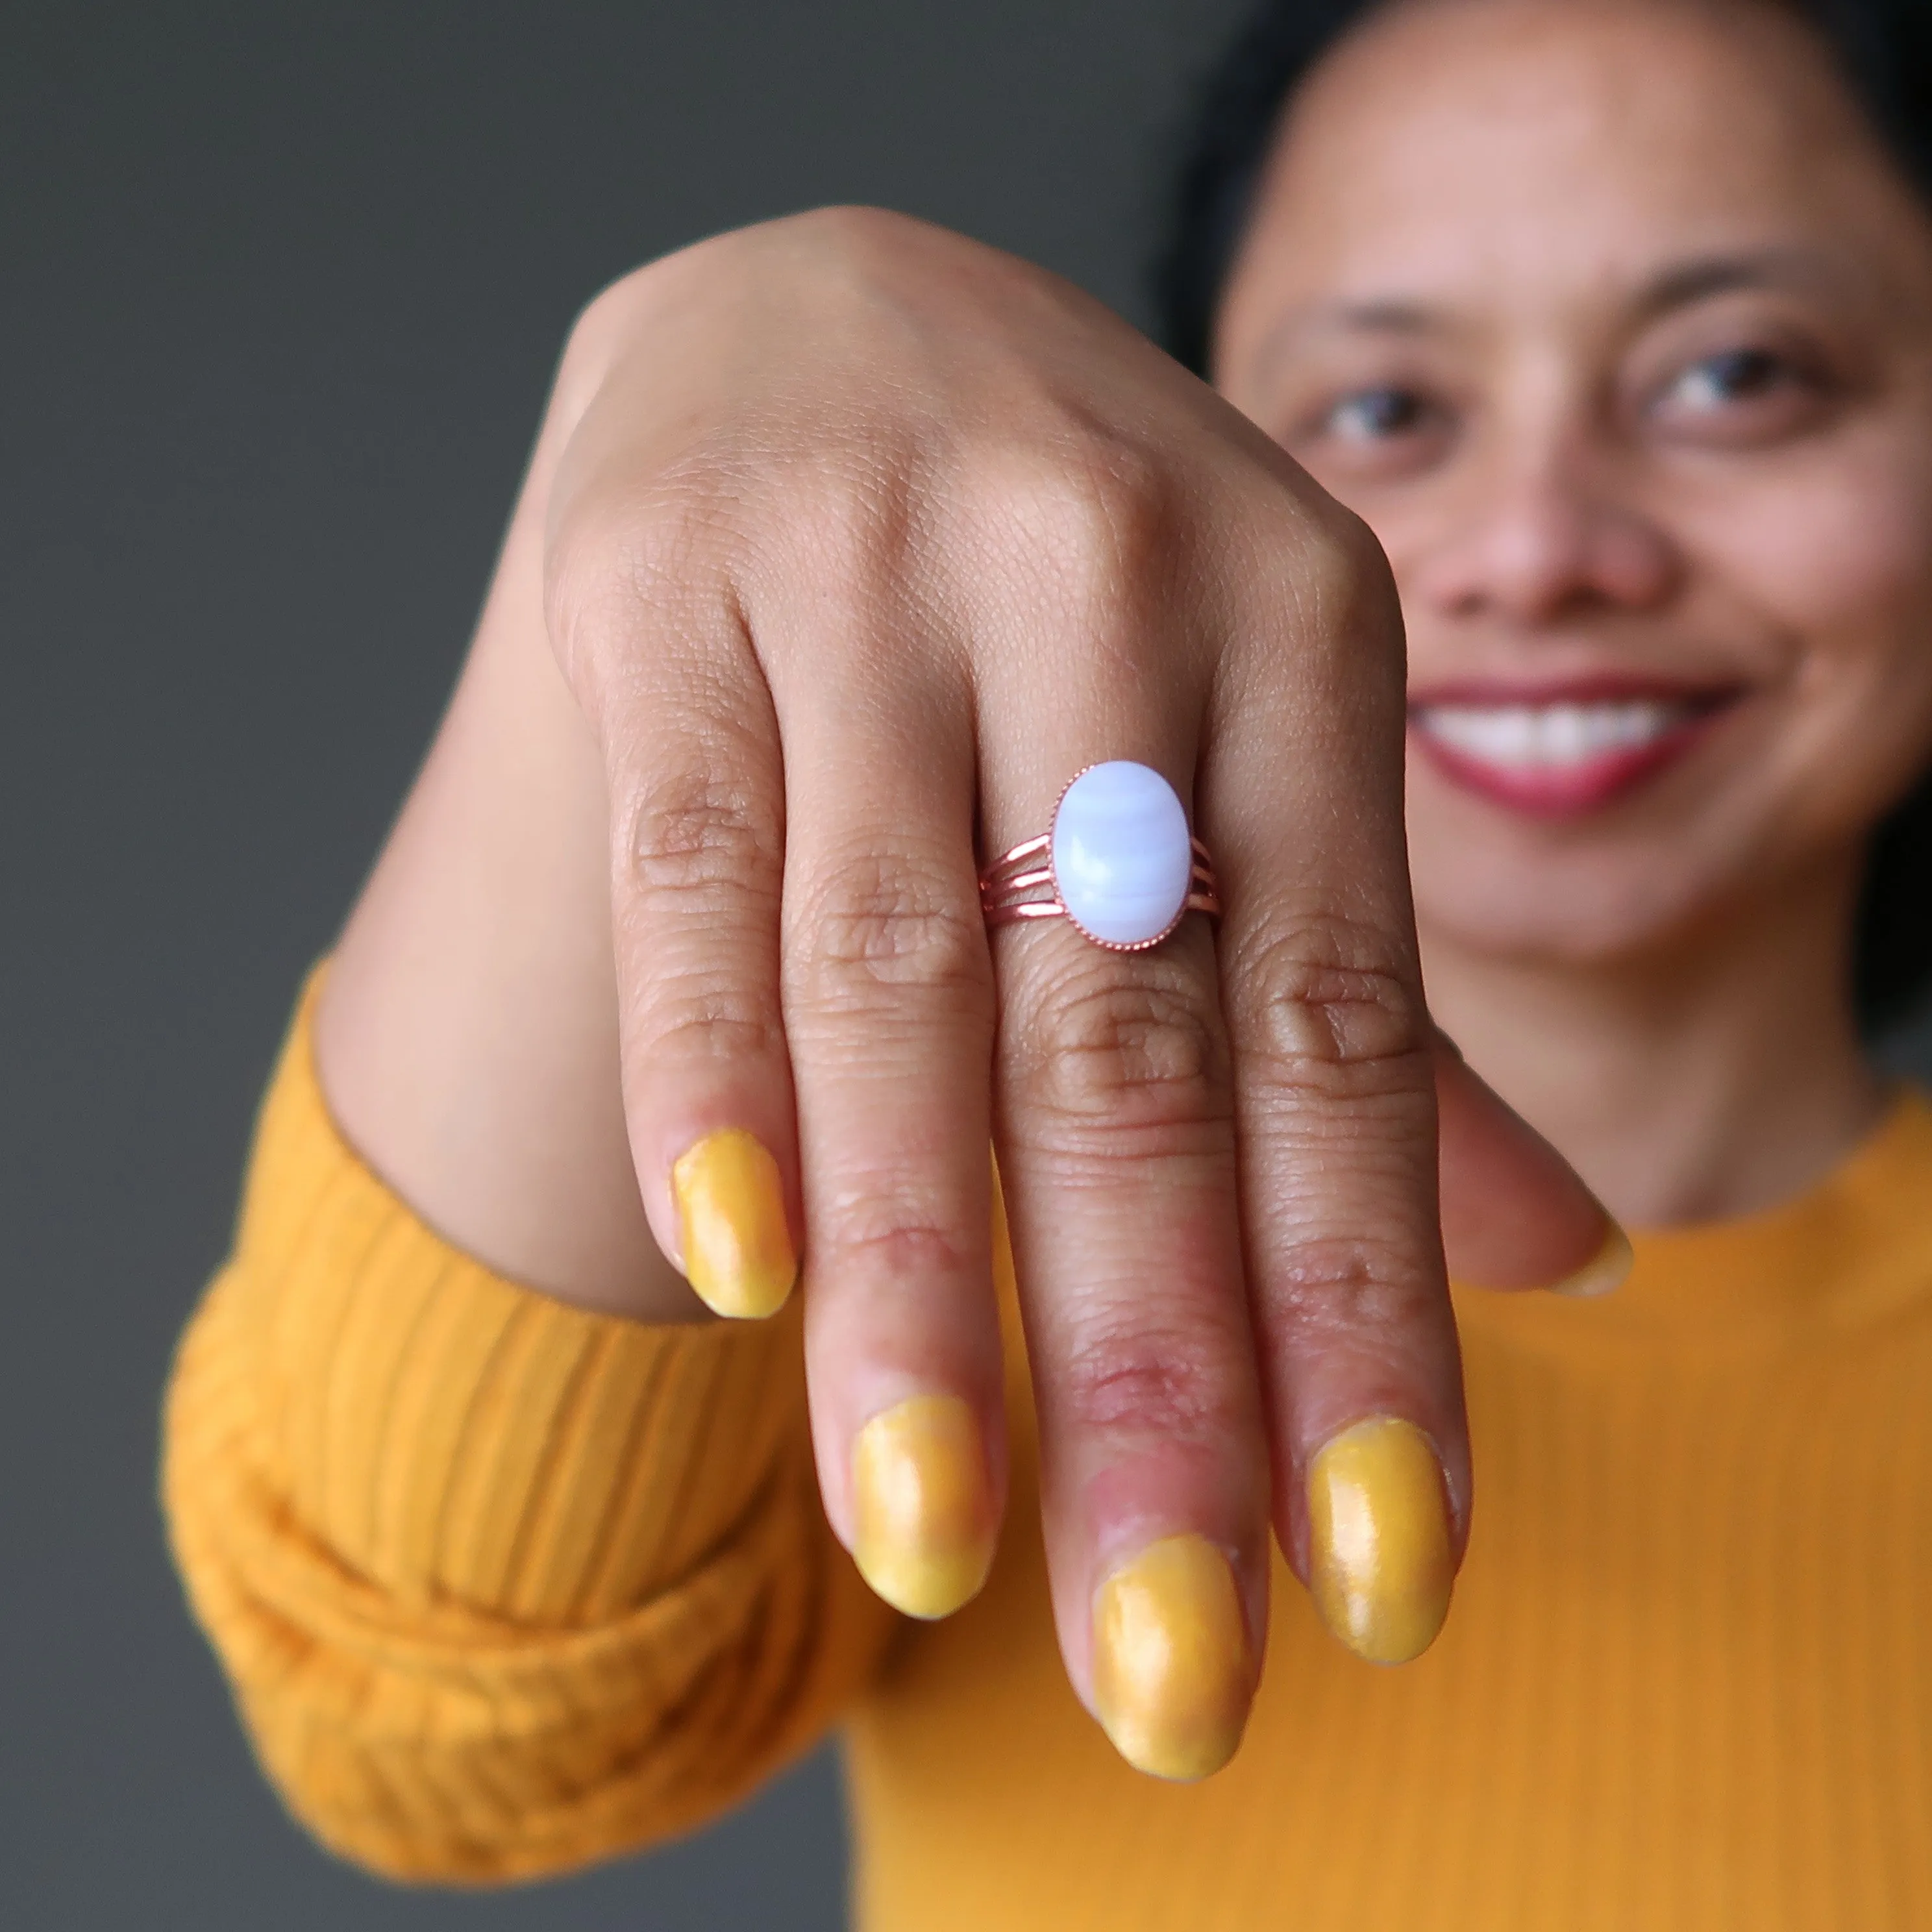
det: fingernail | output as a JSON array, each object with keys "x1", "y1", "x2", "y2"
[
  {"x1": 852, "y1": 1394, "x2": 998, "y2": 1619},
  {"x1": 1091, "y1": 1534, "x2": 1251, "y2": 1781},
  {"x1": 671, "y1": 1129, "x2": 797, "y2": 1319},
  {"x1": 1549, "y1": 1219, "x2": 1633, "y2": 1298},
  {"x1": 1308, "y1": 1417, "x2": 1455, "y2": 1665}
]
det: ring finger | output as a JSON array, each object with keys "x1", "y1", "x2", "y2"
[{"x1": 982, "y1": 691, "x2": 1269, "y2": 1782}]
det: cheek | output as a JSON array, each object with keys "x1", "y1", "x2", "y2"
[
  {"x1": 1702, "y1": 440, "x2": 1932, "y2": 643},
  {"x1": 1388, "y1": 437, "x2": 1932, "y2": 965},
  {"x1": 1683, "y1": 445, "x2": 1932, "y2": 825}
]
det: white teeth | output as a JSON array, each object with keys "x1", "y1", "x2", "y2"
[{"x1": 1415, "y1": 699, "x2": 1692, "y2": 769}]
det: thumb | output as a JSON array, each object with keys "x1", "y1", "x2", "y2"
[{"x1": 1434, "y1": 1033, "x2": 1631, "y2": 1297}]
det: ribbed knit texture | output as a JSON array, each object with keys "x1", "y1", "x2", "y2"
[
  {"x1": 165, "y1": 986, "x2": 1932, "y2": 1927},
  {"x1": 161, "y1": 980, "x2": 895, "y2": 1881}
]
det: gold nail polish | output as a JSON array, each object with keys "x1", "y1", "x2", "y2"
[
  {"x1": 852, "y1": 1394, "x2": 997, "y2": 1619},
  {"x1": 1549, "y1": 1220, "x2": 1634, "y2": 1298},
  {"x1": 671, "y1": 1129, "x2": 797, "y2": 1319},
  {"x1": 1091, "y1": 1534, "x2": 1251, "y2": 1781},
  {"x1": 1307, "y1": 1417, "x2": 1454, "y2": 1665}
]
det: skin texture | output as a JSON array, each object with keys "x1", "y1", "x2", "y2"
[
  {"x1": 308, "y1": 0, "x2": 1932, "y2": 1772},
  {"x1": 1219, "y1": 0, "x2": 1932, "y2": 1223},
  {"x1": 316, "y1": 212, "x2": 1605, "y2": 1759}
]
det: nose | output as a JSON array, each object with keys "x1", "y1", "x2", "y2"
[{"x1": 1410, "y1": 443, "x2": 1679, "y2": 626}]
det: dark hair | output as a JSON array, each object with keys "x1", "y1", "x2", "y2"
[{"x1": 1155, "y1": 0, "x2": 1932, "y2": 1031}]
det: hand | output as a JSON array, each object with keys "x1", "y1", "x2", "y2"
[{"x1": 321, "y1": 208, "x2": 1618, "y2": 1782}]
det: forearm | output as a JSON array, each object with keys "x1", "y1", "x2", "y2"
[{"x1": 314, "y1": 313, "x2": 700, "y2": 1322}]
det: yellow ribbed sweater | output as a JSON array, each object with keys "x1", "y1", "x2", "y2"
[{"x1": 164, "y1": 986, "x2": 1932, "y2": 1929}]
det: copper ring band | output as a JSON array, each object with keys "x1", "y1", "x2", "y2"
[{"x1": 978, "y1": 837, "x2": 1222, "y2": 950}]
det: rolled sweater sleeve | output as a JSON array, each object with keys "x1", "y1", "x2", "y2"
[{"x1": 161, "y1": 980, "x2": 895, "y2": 1883}]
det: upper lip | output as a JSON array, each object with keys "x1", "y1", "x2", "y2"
[{"x1": 1407, "y1": 672, "x2": 1748, "y2": 710}]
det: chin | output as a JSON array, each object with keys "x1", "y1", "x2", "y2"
[
  {"x1": 1400, "y1": 728, "x2": 1773, "y2": 969},
  {"x1": 1408, "y1": 837, "x2": 1735, "y2": 970}
]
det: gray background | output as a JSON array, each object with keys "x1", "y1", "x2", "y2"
[
  {"x1": 7, "y1": 3, "x2": 1931, "y2": 1929},
  {"x1": 0, "y1": 1, "x2": 1248, "y2": 1926}
]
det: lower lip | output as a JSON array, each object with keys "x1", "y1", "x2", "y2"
[{"x1": 1409, "y1": 710, "x2": 1726, "y2": 817}]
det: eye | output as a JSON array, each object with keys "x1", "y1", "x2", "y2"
[
  {"x1": 1646, "y1": 339, "x2": 1833, "y2": 447},
  {"x1": 1664, "y1": 346, "x2": 1791, "y2": 412},
  {"x1": 1324, "y1": 385, "x2": 1431, "y2": 441},
  {"x1": 1285, "y1": 377, "x2": 1455, "y2": 484}
]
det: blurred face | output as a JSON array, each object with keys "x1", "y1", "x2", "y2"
[{"x1": 1217, "y1": 0, "x2": 1932, "y2": 970}]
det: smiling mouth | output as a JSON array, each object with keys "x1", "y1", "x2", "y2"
[{"x1": 1408, "y1": 686, "x2": 1742, "y2": 816}]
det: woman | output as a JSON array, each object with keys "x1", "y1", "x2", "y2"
[{"x1": 164, "y1": 0, "x2": 1932, "y2": 1924}]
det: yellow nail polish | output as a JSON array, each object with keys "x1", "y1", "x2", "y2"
[
  {"x1": 671, "y1": 1129, "x2": 797, "y2": 1319},
  {"x1": 1091, "y1": 1534, "x2": 1251, "y2": 1781},
  {"x1": 1307, "y1": 1417, "x2": 1455, "y2": 1665},
  {"x1": 852, "y1": 1394, "x2": 997, "y2": 1619},
  {"x1": 1549, "y1": 1219, "x2": 1634, "y2": 1298}
]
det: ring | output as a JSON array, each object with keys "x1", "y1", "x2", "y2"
[{"x1": 980, "y1": 761, "x2": 1221, "y2": 952}]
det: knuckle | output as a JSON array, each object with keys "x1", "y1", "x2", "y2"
[
  {"x1": 818, "y1": 1191, "x2": 974, "y2": 1285},
  {"x1": 782, "y1": 202, "x2": 929, "y2": 264},
  {"x1": 558, "y1": 259, "x2": 658, "y2": 388},
  {"x1": 623, "y1": 754, "x2": 782, "y2": 902},
  {"x1": 1306, "y1": 499, "x2": 1383, "y2": 596},
  {"x1": 1233, "y1": 915, "x2": 1430, "y2": 1100},
  {"x1": 966, "y1": 434, "x2": 1176, "y2": 625},
  {"x1": 1010, "y1": 957, "x2": 1226, "y2": 1135},
  {"x1": 1298, "y1": 509, "x2": 1405, "y2": 676},
  {"x1": 544, "y1": 478, "x2": 727, "y2": 689},
  {"x1": 792, "y1": 843, "x2": 989, "y2": 1010},
  {"x1": 1058, "y1": 1323, "x2": 1230, "y2": 1439},
  {"x1": 1259, "y1": 1233, "x2": 1435, "y2": 1341},
  {"x1": 627, "y1": 978, "x2": 786, "y2": 1072},
  {"x1": 1259, "y1": 485, "x2": 1379, "y2": 605},
  {"x1": 769, "y1": 447, "x2": 920, "y2": 597},
  {"x1": 1219, "y1": 480, "x2": 1402, "y2": 698}
]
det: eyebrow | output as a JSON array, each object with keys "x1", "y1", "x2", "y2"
[
  {"x1": 1243, "y1": 246, "x2": 1848, "y2": 382},
  {"x1": 1239, "y1": 298, "x2": 1442, "y2": 384},
  {"x1": 1293, "y1": 297, "x2": 1440, "y2": 336},
  {"x1": 1631, "y1": 247, "x2": 1842, "y2": 319}
]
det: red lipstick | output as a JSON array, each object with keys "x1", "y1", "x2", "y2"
[{"x1": 1407, "y1": 679, "x2": 1740, "y2": 818}]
